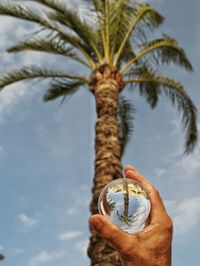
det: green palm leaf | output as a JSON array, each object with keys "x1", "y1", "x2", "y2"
[
  {"x1": 34, "y1": 0, "x2": 69, "y2": 14},
  {"x1": 114, "y1": 3, "x2": 164, "y2": 66},
  {"x1": 50, "y1": 32, "x2": 96, "y2": 68},
  {"x1": 121, "y1": 35, "x2": 193, "y2": 73},
  {"x1": 7, "y1": 34, "x2": 90, "y2": 68},
  {"x1": 43, "y1": 79, "x2": 85, "y2": 102},
  {"x1": 118, "y1": 96, "x2": 135, "y2": 156},
  {"x1": 125, "y1": 74, "x2": 198, "y2": 154},
  {"x1": 0, "y1": 1, "x2": 96, "y2": 68},
  {"x1": 91, "y1": 0, "x2": 104, "y2": 14},
  {"x1": 161, "y1": 81, "x2": 198, "y2": 154},
  {"x1": 94, "y1": 0, "x2": 111, "y2": 62},
  {"x1": 125, "y1": 65, "x2": 161, "y2": 108},
  {"x1": 30, "y1": 0, "x2": 103, "y2": 61},
  {"x1": 0, "y1": 2, "x2": 53, "y2": 28},
  {"x1": 0, "y1": 65, "x2": 89, "y2": 89},
  {"x1": 90, "y1": 0, "x2": 106, "y2": 57}
]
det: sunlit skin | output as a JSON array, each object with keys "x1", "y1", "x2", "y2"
[{"x1": 89, "y1": 165, "x2": 173, "y2": 266}]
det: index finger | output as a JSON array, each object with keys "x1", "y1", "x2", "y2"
[{"x1": 124, "y1": 165, "x2": 167, "y2": 224}]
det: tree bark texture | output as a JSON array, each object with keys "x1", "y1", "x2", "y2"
[{"x1": 88, "y1": 65, "x2": 124, "y2": 266}]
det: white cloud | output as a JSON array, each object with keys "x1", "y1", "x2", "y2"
[
  {"x1": 153, "y1": 122, "x2": 200, "y2": 181},
  {"x1": 153, "y1": 167, "x2": 167, "y2": 177},
  {"x1": 0, "y1": 18, "x2": 57, "y2": 125},
  {"x1": 0, "y1": 17, "x2": 36, "y2": 64},
  {"x1": 28, "y1": 250, "x2": 65, "y2": 266},
  {"x1": 58, "y1": 231, "x2": 83, "y2": 241},
  {"x1": 171, "y1": 148, "x2": 200, "y2": 181},
  {"x1": 75, "y1": 239, "x2": 89, "y2": 258},
  {"x1": 0, "y1": 18, "x2": 16, "y2": 50},
  {"x1": 18, "y1": 214, "x2": 39, "y2": 228},
  {"x1": 165, "y1": 197, "x2": 200, "y2": 234},
  {"x1": 64, "y1": 191, "x2": 90, "y2": 217},
  {"x1": 169, "y1": 118, "x2": 182, "y2": 137},
  {"x1": 0, "y1": 83, "x2": 29, "y2": 124},
  {"x1": 154, "y1": 150, "x2": 200, "y2": 183}
]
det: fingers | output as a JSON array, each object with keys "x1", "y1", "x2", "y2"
[
  {"x1": 124, "y1": 165, "x2": 166, "y2": 224},
  {"x1": 89, "y1": 214, "x2": 133, "y2": 251}
]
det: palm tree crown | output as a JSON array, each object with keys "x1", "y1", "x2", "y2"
[{"x1": 0, "y1": 0, "x2": 197, "y2": 153}]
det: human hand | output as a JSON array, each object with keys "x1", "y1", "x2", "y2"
[{"x1": 89, "y1": 165, "x2": 173, "y2": 266}]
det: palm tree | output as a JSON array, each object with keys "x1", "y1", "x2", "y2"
[{"x1": 0, "y1": 0, "x2": 198, "y2": 265}]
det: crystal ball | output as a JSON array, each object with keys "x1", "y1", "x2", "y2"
[{"x1": 98, "y1": 177, "x2": 151, "y2": 234}]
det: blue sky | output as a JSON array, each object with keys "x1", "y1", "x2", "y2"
[{"x1": 0, "y1": 0, "x2": 200, "y2": 265}]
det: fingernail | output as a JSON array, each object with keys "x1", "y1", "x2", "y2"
[{"x1": 125, "y1": 170, "x2": 134, "y2": 176}]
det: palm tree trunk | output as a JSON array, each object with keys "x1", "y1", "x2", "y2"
[
  {"x1": 123, "y1": 177, "x2": 129, "y2": 222},
  {"x1": 88, "y1": 65, "x2": 124, "y2": 266}
]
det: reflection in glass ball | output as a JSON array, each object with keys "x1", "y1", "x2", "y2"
[{"x1": 98, "y1": 177, "x2": 151, "y2": 234}]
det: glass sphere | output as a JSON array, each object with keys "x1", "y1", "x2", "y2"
[{"x1": 98, "y1": 177, "x2": 151, "y2": 234}]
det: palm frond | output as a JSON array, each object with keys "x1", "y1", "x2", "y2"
[
  {"x1": 49, "y1": 10, "x2": 102, "y2": 62},
  {"x1": 91, "y1": 0, "x2": 104, "y2": 14},
  {"x1": 118, "y1": 41, "x2": 136, "y2": 69},
  {"x1": 109, "y1": 0, "x2": 131, "y2": 58},
  {"x1": 89, "y1": 1, "x2": 163, "y2": 64},
  {"x1": 125, "y1": 65, "x2": 160, "y2": 108},
  {"x1": 30, "y1": 0, "x2": 103, "y2": 61},
  {"x1": 114, "y1": 1, "x2": 163, "y2": 66},
  {"x1": 55, "y1": 32, "x2": 97, "y2": 68},
  {"x1": 161, "y1": 81, "x2": 198, "y2": 154},
  {"x1": 91, "y1": 0, "x2": 130, "y2": 63},
  {"x1": 0, "y1": 65, "x2": 89, "y2": 90},
  {"x1": 0, "y1": 1, "x2": 96, "y2": 69},
  {"x1": 91, "y1": 0, "x2": 111, "y2": 62},
  {"x1": 118, "y1": 95, "x2": 134, "y2": 156},
  {"x1": 43, "y1": 79, "x2": 84, "y2": 102},
  {"x1": 125, "y1": 75, "x2": 198, "y2": 154},
  {"x1": 0, "y1": 2, "x2": 53, "y2": 28},
  {"x1": 124, "y1": 63, "x2": 151, "y2": 77},
  {"x1": 104, "y1": 0, "x2": 111, "y2": 61},
  {"x1": 114, "y1": 3, "x2": 164, "y2": 66},
  {"x1": 33, "y1": 0, "x2": 68, "y2": 13},
  {"x1": 7, "y1": 34, "x2": 90, "y2": 68},
  {"x1": 120, "y1": 35, "x2": 193, "y2": 73},
  {"x1": 90, "y1": 0, "x2": 106, "y2": 57}
]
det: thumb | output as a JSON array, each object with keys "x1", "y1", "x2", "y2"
[{"x1": 89, "y1": 214, "x2": 133, "y2": 251}]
